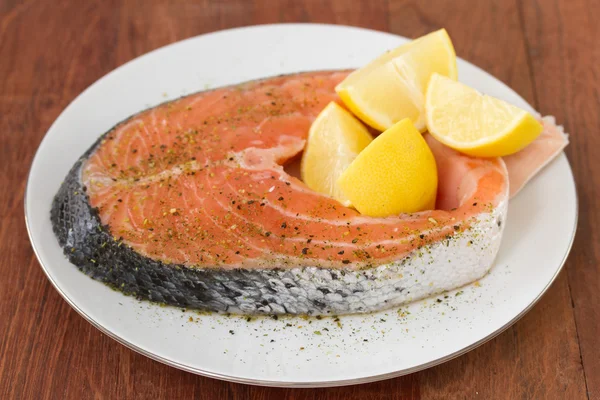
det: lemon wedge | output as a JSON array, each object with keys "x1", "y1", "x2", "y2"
[
  {"x1": 301, "y1": 102, "x2": 373, "y2": 206},
  {"x1": 337, "y1": 118, "x2": 438, "y2": 217},
  {"x1": 336, "y1": 29, "x2": 457, "y2": 132},
  {"x1": 425, "y1": 74, "x2": 543, "y2": 157}
]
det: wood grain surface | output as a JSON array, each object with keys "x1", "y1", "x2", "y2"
[{"x1": 0, "y1": 0, "x2": 597, "y2": 399}]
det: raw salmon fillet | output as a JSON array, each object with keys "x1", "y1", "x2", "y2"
[{"x1": 51, "y1": 71, "x2": 565, "y2": 315}]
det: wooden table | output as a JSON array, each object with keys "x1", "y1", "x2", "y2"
[{"x1": 1, "y1": 0, "x2": 598, "y2": 398}]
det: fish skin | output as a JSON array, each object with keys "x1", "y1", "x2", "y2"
[{"x1": 51, "y1": 71, "x2": 511, "y2": 315}]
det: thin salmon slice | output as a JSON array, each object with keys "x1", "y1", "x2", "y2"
[
  {"x1": 504, "y1": 116, "x2": 569, "y2": 197},
  {"x1": 50, "y1": 71, "x2": 564, "y2": 315}
]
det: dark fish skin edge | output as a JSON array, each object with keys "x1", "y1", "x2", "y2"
[{"x1": 50, "y1": 72, "x2": 367, "y2": 316}]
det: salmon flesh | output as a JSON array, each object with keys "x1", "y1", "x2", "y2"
[{"x1": 50, "y1": 71, "x2": 565, "y2": 315}]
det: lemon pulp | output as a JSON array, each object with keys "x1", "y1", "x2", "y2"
[
  {"x1": 425, "y1": 73, "x2": 543, "y2": 157},
  {"x1": 336, "y1": 29, "x2": 457, "y2": 132},
  {"x1": 301, "y1": 102, "x2": 373, "y2": 206}
]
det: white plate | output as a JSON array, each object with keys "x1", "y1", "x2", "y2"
[{"x1": 26, "y1": 24, "x2": 577, "y2": 387}]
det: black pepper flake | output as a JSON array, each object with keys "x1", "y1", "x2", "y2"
[
  {"x1": 342, "y1": 259, "x2": 350, "y2": 264},
  {"x1": 419, "y1": 234, "x2": 425, "y2": 239},
  {"x1": 132, "y1": 149, "x2": 137, "y2": 153},
  {"x1": 278, "y1": 196, "x2": 284, "y2": 201},
  {"x1": 351, "y1": 238, "x2": 358, "y2": 244},
  {"x1": 247, "y1": 200, "x2": 255, "y2": 205},
  {"x1": 473, "y1": 202, "x2": 478, "y2": 206},
  {"x1": 229, "y1": 330, "x2": 235, "y2": 335},
  {"x1": 117, "y1": 199, "x2": 123, "y2": 203},
  {"x1": 302, "y1": 248, "x2": 308, "y2": 255},
  {"x1": 235, "y1": 251, "x2": 240, "y2": 254},
  {"x1": 281, "y1": 222, "x2": 287, "y2": 228},
  {"x1": 338, "y1": 250, "x2": 344, "y2": 255},
  {"x1": 285, "y1": 182, "x2": 291, "y2": 186},
  {"x1": 265, "y1": 231, "x2": 271, "y2": 237},
  {"x1": 454, "y1": 225, "x2": 460, "y2": 230},
  {"x1": 307, "y1": 238, "x2": 312, "y2": 243}
]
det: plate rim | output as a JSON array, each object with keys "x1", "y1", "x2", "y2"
[{"x1": 24, "y1": 22, "x2": 579, "y2": 388}]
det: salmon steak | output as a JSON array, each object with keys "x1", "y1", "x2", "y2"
[{"x1": 51, "y1": 71, "x2": 568, "y2": 315}]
